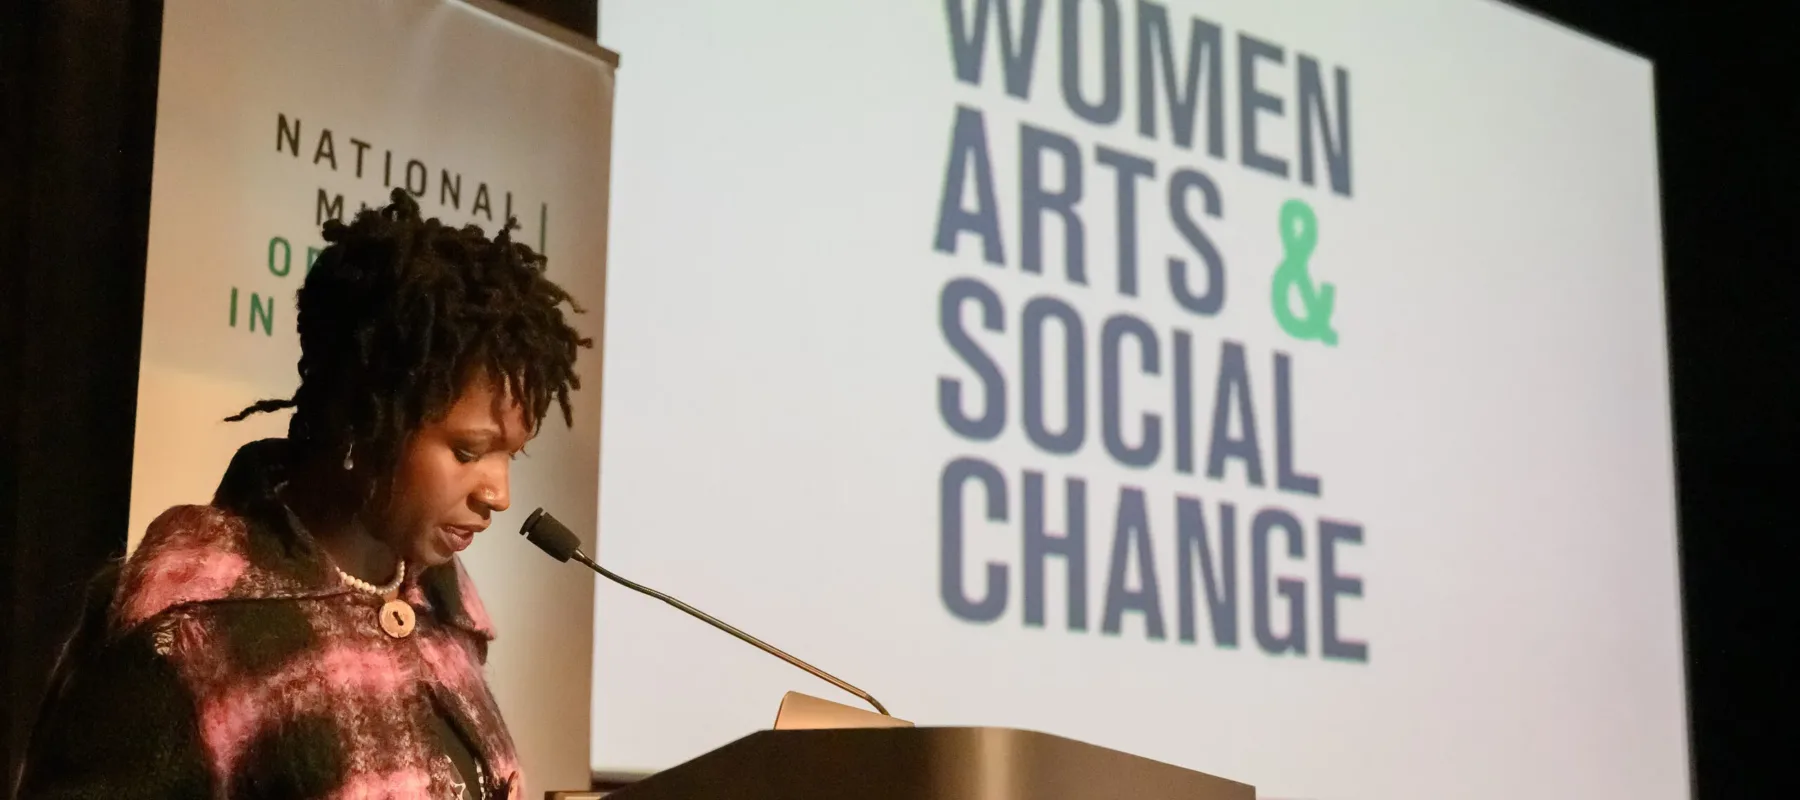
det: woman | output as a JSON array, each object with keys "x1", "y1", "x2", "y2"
[{"x1": 17, "y1": 189, "x2": 592, "y2": 799}]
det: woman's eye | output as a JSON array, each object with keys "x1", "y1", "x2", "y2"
[{"x1": 454, "y1": 449, "x2": 478, "y2": 464}]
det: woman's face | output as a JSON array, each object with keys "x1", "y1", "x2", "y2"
[{"x1": 376, "y1": 374, "x2": 533, "y2": 569}]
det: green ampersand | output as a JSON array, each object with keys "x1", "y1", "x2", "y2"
[{"x1": 1270, "y1": 199, "x2": 1338, "y2": 346}]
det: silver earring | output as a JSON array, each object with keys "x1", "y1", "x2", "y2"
[{"x1": 342, "y1": 443, "x2": 355, "y2": 471}]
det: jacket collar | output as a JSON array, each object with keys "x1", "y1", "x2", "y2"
[{"x1": 115, "y1": 438, "x2": 496, "y2": 641}]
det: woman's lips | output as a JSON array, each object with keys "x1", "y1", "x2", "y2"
[{"x1": 440, "y1": 524, "x2": 482, "y2": 553}]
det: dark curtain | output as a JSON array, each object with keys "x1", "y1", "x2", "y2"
[{"x1": 0, "y1": 1, "x2": 165, "y2": 793}]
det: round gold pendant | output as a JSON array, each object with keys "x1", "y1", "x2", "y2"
[{"x1": 379, "y1": 599, "x2": 416, "y2": 639}]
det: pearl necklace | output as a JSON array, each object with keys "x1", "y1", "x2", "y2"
[{"x1": 336, "y1": 560, "x2": 406, "y2": 596}]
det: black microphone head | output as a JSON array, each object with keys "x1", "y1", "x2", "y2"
[{"x1": 519, "y1": 507, "x2": 582, "y2": 562}]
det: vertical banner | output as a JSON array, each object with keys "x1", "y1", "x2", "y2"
[{"x1": 132, "y1": 0, "x2": 614, "y2": 790}]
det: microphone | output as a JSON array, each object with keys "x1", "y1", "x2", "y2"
[{"x1": 518, "y1": 508, "x2": 892, "y2": 716}]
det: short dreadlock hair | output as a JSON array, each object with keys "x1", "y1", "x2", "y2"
[{"x1": 227, "y1": 188, "x2": 592, "y2": 482}]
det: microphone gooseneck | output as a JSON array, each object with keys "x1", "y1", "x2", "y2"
[{"x1": 518, "y1": 508, "x2": 892, "y2": 717}]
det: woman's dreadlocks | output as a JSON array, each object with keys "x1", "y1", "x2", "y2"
[{"x1": 227, "y1": 188, "x2": 593, "y2": 482}]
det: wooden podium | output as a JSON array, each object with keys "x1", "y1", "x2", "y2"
[
  {"x1": 560, "y1": 716, "x2": 1254, "y2": 799},
  {"x1": 603, "y1": 726, "x2": 1251, "y2": 799}
]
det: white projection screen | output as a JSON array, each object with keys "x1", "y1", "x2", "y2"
[{"x1": 592, "y1": 1, "x2": 1686, "y2": 799}]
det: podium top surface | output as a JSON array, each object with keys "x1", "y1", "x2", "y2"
[{"x1": 605, "y1": 726, "x2": 1253, "y2": 800}]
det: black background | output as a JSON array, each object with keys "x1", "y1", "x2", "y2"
[{"x1": 2, "y1": 0, "x2": 1790, "y2": 796}]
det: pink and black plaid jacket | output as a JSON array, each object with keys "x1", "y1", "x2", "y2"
[{"x1": 18, "y1": 440, "x2": 524, "y2": 799}]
